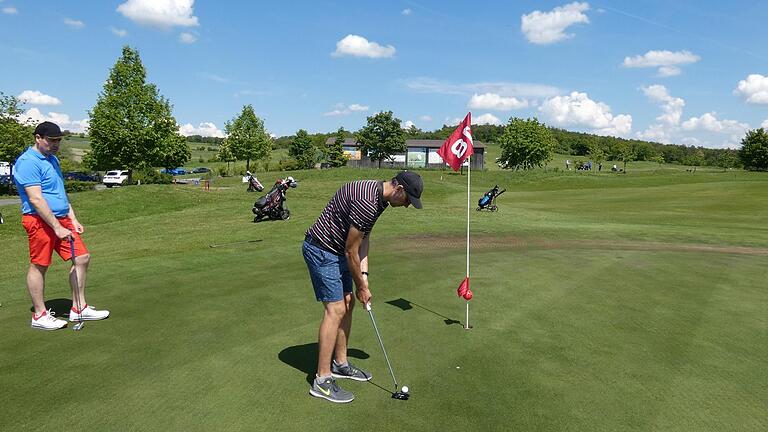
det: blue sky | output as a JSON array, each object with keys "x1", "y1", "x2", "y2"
[{"x1": 1, "y1": 0, "x2": 766, "y2": 148}]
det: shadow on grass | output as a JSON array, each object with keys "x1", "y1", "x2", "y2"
[
  {"x1": 29, "y1": 298, "x2": 72, "y2": 316},
  {"x1": 386, "y1": 298, "x2": 462, "y2": 326},
  {"x1": 278, "y1": 343, "x2": 371, "y2": 385}
]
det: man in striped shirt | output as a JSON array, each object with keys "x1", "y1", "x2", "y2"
[{"x1": 303, "y1": 171, "x2": 423, "y2": 403}]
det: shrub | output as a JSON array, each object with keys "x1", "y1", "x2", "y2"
[
  {"x1": 64, "y1": 180, "x2": 97, "y2": 192},
  {"x1": 198, "y1": 157, "x2": 205, "y2": 163},
  {"x1": 217, "y1": 166, "x2": 229, "y2": 177},
  {"x1": 131, "y1": 168, "x2": 173, "y2": 185},
  {"x1": 277, "y1": 158, "x2": 302, "y2": 171}
]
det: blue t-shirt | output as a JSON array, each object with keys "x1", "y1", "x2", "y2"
[{"x1": 13, "y1": 146, "x2": 70, "y2": 217}]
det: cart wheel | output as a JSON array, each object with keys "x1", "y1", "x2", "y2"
[{"x1": 281, "y1": 209, "x2": 291, "y2": 220}]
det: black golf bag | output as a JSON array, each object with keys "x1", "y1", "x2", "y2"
[
  {"x1": 246, "y1": 173, "x2": 264, "y2": 192},
  {"x1": 476, "y1": 185, "x2": 506, "y2": 212},
  {"x1": 252, "y1": 176, "x2": 298, "y2": 222}
]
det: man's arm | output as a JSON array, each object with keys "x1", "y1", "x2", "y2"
[
  {"x1": 25, "y1": 185, "x2": 72, "y2": 240},
  {"x1": 67, "y1": 204, "x2": 84, "y2": 233},
  {"x1": 346, "y1": 225, "x2": 371, "y2": 304}
]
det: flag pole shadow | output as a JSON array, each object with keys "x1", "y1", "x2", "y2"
[{"x1": 385, "y1": 298, "x2": 462, "y2": 326}]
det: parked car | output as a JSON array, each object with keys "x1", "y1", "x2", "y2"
[
  {"x1": 160, "y1": 167, "x2": 187, "y2": 176},
  {"x1": 102, "y1": 170, "x2": 131, "y2": 187},
  {"x1": 0, "y1": 175, "x2": 10, "y2": 185},
  {"x1": 64, "y1": 171, "x2": 100, "y2": 182},
  {"x1": 192, "y1": 167, "x2": 210, "y2": 174}
]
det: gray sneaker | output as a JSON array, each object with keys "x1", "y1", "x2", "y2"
[
  {"x1": 331, "y1": 360, "x2": 372, "y2": 381},
  {"x1": 309, "y1": 377, "x2": 354, "y2": 403}
]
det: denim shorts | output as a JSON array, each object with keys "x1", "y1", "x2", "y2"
[{"x1": 303, "y1": 240, "x2": 353, "y2": 302}]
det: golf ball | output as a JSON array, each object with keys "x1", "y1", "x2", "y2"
[{"x1": 401, "y1": 386, "x2": 409, "y2": 393}]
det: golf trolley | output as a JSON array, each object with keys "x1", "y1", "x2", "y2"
[
  {"x1": 245, "y1": 172, "x2": 265, "y2": 192},
  {"x1": 252, "y1": 176, "x2": 298, "y2": 222},
  {"x1": 476, "y1": 185, "x2": 506, "y2": 212}
]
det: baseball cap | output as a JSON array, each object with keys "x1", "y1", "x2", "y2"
[
  {"x1": 34, "y1": 121, "x2": 64, "y2": 138},
  {"x1": 395, "y1": 171, "x2": 423, "y2": 209}
]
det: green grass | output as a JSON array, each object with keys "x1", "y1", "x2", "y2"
[{"x1": 0, "y1": 168, "x2": 765, "y2": 431}]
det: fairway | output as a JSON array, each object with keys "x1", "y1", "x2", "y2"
[{"x1": 1, "y1": 168, "x2": 766, "y2": 431}]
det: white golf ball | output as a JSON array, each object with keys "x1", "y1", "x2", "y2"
[{"x1": 401, "y1": 385, "x2": 409, "y2": 393}]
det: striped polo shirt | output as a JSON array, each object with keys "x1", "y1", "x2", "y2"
[{"x1": 306, "y1": 180, "x2": 388, "y2": 255}]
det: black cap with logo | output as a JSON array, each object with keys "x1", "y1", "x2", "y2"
[
  {"x1": 395, "y1": 171, "x2": 423, "y2": 209},
  {"x1": 33, "y1": 121, "x2": 64, "y2": 138}
]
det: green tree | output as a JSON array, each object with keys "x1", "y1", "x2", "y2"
[
  {"x1": 0, "y1": 92, "x2": 32, "y2": 163},
  {"x1": 356, "y1": 111, "x2": 406, "y2": 168},
  {"x1": 288, "y1": 129, "x2": 316, "y2": 169},
  {"x1": 739, "y1": 128, "x2": 768, "y2": 171},
  {"x1": 612, "y1": 141, "x2": 635, "y2": 172},
  {"x1": 588, "y1": 142, "x2": 606, "y2": 169},
  {"x1": 715, "y1": 150, "x2": 739, "y2": 171},
  {"x1": 497, "y1": 117, "x2": 556, "y2": 170},
  {"x1": 88, "y1": 46, "x2": 188, "y2": 171},
  {"x1": 224, "y1": 104, "x2": 271, "y2": 172},
  {"x1": 216, "y1": 141, "x2": 236, "y2": 175},
  {"x1": 327, "y1": 127, "x2": 349, "y2": 167}
]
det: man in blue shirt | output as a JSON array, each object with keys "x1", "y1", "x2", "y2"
[{"x1": 13, "y1": 121, "x2": 109, "y2": 330}]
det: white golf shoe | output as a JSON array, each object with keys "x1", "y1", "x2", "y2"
[
  {"x1": 69, "y1": 305, "x2": 110, "y2": 321},
  {"x1": 31, "y1": 309, "x2": 67, "y2": 330}
]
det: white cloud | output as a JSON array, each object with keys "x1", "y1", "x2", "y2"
[
  {"x1": 419, "y1": 115, "x2": 432, "y2": 122},
  {"x1": 2, "y1": 6, "x2": 17, "y2": 14},
  {"x1": 404, "y1": 78, "x2": 560, "y2": 98},
  {"x1": 681, "y1": 112, "x2": 749, "y2": 134},
  {"x1": 734, "y1": 74, "x2": 768, "y2": 104},
  {"x1": 179, "y1": 32, "x2": 196, "y2": 43},
  {"x1": 117, "y1": 0, "x2": 199, "y2": 29},
  {"x1": 17, "y1": 90, "x2": 62, "y2": 106},
  {"x1": 762, "y1": 119, "x2": 768, "y2": 129},
  {"x1": 110, "y1": 27, "x2": 128, "y2": 37},
  {"x1": 403, "y1": 120, "x2": 416, "y2": 129},
  {"x1": 622, "y1": 50, "x2": 700, "y2": 76},
  {"x1": 641, "y1": 85, "x2": 685, "y2": 126},
  {"x1": 539, "y1": 91, "x2": 632, "y2": 136},
  {"x1": 18, "y1": 108, "x2": 89, "y2": 133},
  {"x1": 323, "y1": 103, "x2": 369, "y2": 116},
  {"x1": 521, "y1": 2, "x2": 590, "y2": 45},
  {"x1": 332, "y1": 34, "x2": 396, "y2": 58},
  {"x1": 402, "y1": 8, "x2": 412, "y2": 16},
  {"x1": 468, "y1": 93, "x2": 528, "y2": 111},
  {"x1": 179, "y1": 122, "x2": 224, "y2": 138},
  {"x1": 64, "y1": 18, "x2": 85, "y2": 29},
  {"x1": 474, "y1": 113, "x2": 502, "y2": 125}
]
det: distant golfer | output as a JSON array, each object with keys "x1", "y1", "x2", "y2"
[
  {"x1": 303, "y1": 171, "x2": 423, "y2": 403},
  {"x1": 13, "y1": 121, "x2": 109, "y2": 330}
]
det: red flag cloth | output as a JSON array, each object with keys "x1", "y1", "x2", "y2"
[
  {"x1": 437, "y1": 113, "x2": 474, "y2": 172},
  {"x1": 457, "y1": 277, "x2": 470, "y2": 298}
]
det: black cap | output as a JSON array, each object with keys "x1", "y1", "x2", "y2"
[
  {"x1": 34, "y1": 121, "x2": 63, "y2": 138},
  {"x1": 395, "y1": 171, "x2": 423, "y2": 209}
]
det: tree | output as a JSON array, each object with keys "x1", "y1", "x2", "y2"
[
  {"x1": 216, "y1": 141, "x2": 236, "y2": 174},
  {"x1": 715, "y1": 150, "x2": 739, "y2": 171},
  {"x1": 288, "y1": 129, "x2": 316, "y2": 169},
  {"x1": 497, "y1": 117, "x2": 556, "y2": 170},
  {"x1": 588, "y1": 142, "x2": 606, "y2": 169},
  {"x1": 224, "y1": 104, "x2": 271, "y2": 172},
  {"x1": 0, "y1": 92, "x2": 31, "y2": 163},
  {"x1": 739, "y1": 128, "x2": 768, "y2": 171},
  {"x1": 612, "y1": 141, "x2": 635, "y2": 172},
  {"x1": 88, "y1": 46, "x2": 189, "y2": 171},
  {"x1": 356, "y1": 111, "x2": 406, "y2": 168},
  {"x1": 327, "y1": 127, "x2": 349, "y2": 167}
]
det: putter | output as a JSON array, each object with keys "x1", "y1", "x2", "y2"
[
  {"x1": 364, "y1": 302, "x2": 410, "y2": 400},
  {"x1": 208, "y1": 239, "x2": 262, "y2": 248},
  {"x1": 69, "y1": 237, "x2": 85, "y2": 331}
]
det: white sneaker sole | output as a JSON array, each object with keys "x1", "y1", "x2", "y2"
[
  {"x1": 69, "y1": 313, "x2": 110, "y2": 322},
  {"x1": 31, "y1": 323, "x2": 67, "y2": 330},
  {"x1": 309, "y1": 388, "x2": 354, "y2": 403},
  {"x1": 331, "y1": 372, "x2": 372, "y2": 382}
]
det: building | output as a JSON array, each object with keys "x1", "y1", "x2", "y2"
[{"x1": 325, "y1": 138, "x2": 485, "y2": 170}]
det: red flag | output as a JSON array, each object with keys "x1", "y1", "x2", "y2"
[
  {"x1": 456, "y1": 277, "x2": 472, "y2": 300},
  {"x1": 437, "y1": 113, "x2": 474, "y2": 172}
]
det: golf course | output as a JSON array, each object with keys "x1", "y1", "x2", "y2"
[{"x1": 1, "y1": 166, "x2": 765, "y2": 431}]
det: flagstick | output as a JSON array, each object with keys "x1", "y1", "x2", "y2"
[{"x1": 465, "y1": 155, "x2": 471, "y2": 330}]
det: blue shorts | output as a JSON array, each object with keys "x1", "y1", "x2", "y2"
[{"x1": 303, "y1": 240, "x2": 353, "y2": 302}]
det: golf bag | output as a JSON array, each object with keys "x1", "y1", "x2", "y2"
[
  {"x1": 476, "y1": 185, "x2": 506, "y2": 212},
  {"x1": 246, "y1": 172, "x2": 265, "y2": 192},
  {"x1": 252, "y1": 176, "x2": 298, "y2": 222}
]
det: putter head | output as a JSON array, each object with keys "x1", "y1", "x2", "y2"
[
  {"x1": 391, "y1": 391, "x2": 410, "y2": 400},
  {"x1": 72, "y1": 322, "x2": 85, "y2": 331}
]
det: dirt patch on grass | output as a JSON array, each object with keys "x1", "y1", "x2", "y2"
[{"x1": 397, "y1": 234, "x2": 768, "y2": 257}]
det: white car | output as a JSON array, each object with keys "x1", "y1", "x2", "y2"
[{"x1": 102, "y1": 170, "x2": 131, "y2": 188}]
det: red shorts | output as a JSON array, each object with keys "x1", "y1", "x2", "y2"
[{"x1": 22, "y1": 215, "x2": 89, "y2": 266}]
